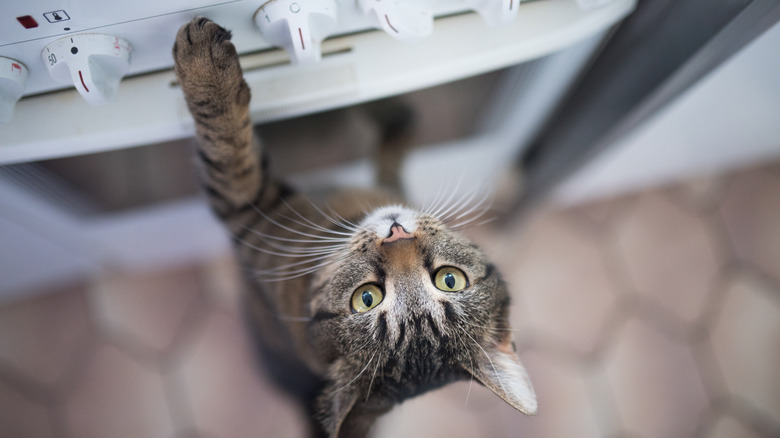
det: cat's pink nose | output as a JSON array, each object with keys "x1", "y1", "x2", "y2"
[{"x1": 383, "y1": 223, "x2": 414, "y2": 244}]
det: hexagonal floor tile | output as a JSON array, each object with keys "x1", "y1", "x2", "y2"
[
  {"x1": 720, "y1": 170, "x2": 780, "y2": 284},
  {"x1": 0, "y1": 283, "x2": 91, "y2": 387},
  {"x1": 710, "y1": 273, "x2": 780, "y2": 420},
  {"x1": 705, "y1": 415, "x2": 762, "y2": 438},
  {"x1": 509, "y1": 212, "x2": 618, "y2": 355},
  {"x1": 496, "y1": 350, "x2": 603, "y2": 438},
  {"x1": 0, "y1": 380, "x2": 54, "y2": 438},
  {"x1": 200, "y1": 253, "x2": 244, "y2": 314},
  {"x1": 373, "y1": 382, "x2": 489, "y2": 438},
  {"x1": 615, "y1": 192, "x2": 722, "y2": 324},
  {"x1": 603, "y1": 319, "x2": 708, "y2": 438},
  {"x1": 174, "y1": 310, "x2": 306, "y2": 438},
  {"x1": 90, "y1": 265, "x2": 202, "y2": 354},
  {"x1": 63, "y1": 343, "x2": 174, "y2": 438}
]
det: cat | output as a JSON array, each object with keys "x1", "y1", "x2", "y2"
[{"x1": 172, "y1": 17, "x2": 536, "y2": 438}]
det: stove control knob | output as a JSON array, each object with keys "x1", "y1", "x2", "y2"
[
  {"x1": 0, "y1": 57, "x2": 28, "y2": 124},
  {"x1": 466, "y1": 0, "x2": 520, "y2": 26},
  {"x1": 357, "y1": 0, "x2": 433, "y2": 41},
  {"x1": 254, "y1": 0, "x2": 338, "y2": 64},
  {"x1": 42, "y1": 34, "x2": 132, "y2": 104}
]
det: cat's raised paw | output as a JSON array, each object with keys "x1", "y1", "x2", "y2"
[
  {"x1": 173, "y1": 17, "x2": 238, "y2": 72},
  {"x1": 172, "y1": 17, "x2": 249, "y2": 115}
]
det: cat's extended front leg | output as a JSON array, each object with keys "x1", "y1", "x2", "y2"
[{"x1": 173, "y1": 18, "x2": 266, "y2": 222}]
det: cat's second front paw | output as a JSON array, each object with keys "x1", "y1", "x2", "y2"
[{"x1": 173, "y1": 17, "x2": 249, "y2": 112}]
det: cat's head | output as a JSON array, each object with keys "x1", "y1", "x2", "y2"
[{"x1": 308, "y1": 204, "x2": 537, "y2": 436}]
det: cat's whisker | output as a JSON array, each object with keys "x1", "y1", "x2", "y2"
[
  {"x1": 251, "y1": 202, "x2": 353, "y2": 241},
  {"x1": 247, "y1": 227, "x2": 351, "y2": 244},
  {"x1": 464, "y1": 354, "x2": 475, "y2": 408},
  {"x1": 451, "y1": 214, "x2": 498, "y2": 231},
  {"x1": 332, "y1": 350, "x2": 378, "y2": 395},
  {"x1": 325, "y1": 204, "x2": 361, "y2": 231},
  {"x1": 447, "y1": 191, "x2": 495, "y2": 230},
  {"x1": 280, "y1": 198, "x2": 357, "y2": 236},
  {"x1": 230, "y1": 231, "x2": 342, "y2": 259},
  {"x1": 449, "y1": 204, "x2": 495, "y2": 230},
  {"x1": 420, "y1": 180, "x2": 448, "y2": 216},
  {"x1": 452, "y1": 187, "x2": 491, "y2": 221},
  {"x1": 459, "y1": 320, "x2": 524, "y2": 332},
  {"x1": 254, "y1": 257, "x2": 346, "y2": 282},
  {"x1": 238, "y1": 237, "x2": 343, "y2": 259},
  {"x1": 254, "y1": 235, "x2": 347, "y2": 253},
  {"x1": 429, "y1": 176, "x2": 465, "y2": 219},
  {"x1": 254, "y1": 251, "x2": 348, "y2": 275},
  {"x1": 459, "y1": 326, "x2": 509, "y2": 398},
  {"x1": 436, "y1": 184, "x2": 477, "y2": 223},
  {"x1": 277, "y1": 211, "x2": 351, "y2": 236},
  {"x1": 439, "y1": 187, "x2": 480, "y2": 223},
  {"x1": 304, "y1": 197, "x2": 361, "y2": 233},
  {"x1": 365, "y1": 348, "x2": 383, "y2": 403},
  {"x1": 258, "y1": 241, "x2": 346, "y2": 255}
]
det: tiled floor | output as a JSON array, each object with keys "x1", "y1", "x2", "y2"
[{"x1": 1, "y1": 160, "x2": 780, "y2": 438}]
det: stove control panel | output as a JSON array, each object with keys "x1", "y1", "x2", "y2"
[{"x1": 0, "y1": 0, "x2": 611, "y2": 122}]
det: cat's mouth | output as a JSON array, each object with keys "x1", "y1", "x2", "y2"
[{"x1": 382, "y1": 222, "x2": 414, "y2": 244}]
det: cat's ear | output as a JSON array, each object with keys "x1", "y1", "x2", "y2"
[
  {"x1": 317, "y1": 377, "x2": 385, "y2": 438},
  {"x1": 464, "y1": 340, "x2": 538, "y2": 415},
  {"x1": 317, "y1": 384, "x2": 359, "y2": 438}
]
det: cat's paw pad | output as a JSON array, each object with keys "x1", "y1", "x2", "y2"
[
  {"x1": 173, "y1": 18, "x2": 249, "y2": 109},
  {"x1": 173, "y1": 17, "x2": 238, "y2": 71}
]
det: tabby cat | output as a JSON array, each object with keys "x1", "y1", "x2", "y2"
[{"x1": 173, "y1": 18, "x2": 536, "y2": 438}]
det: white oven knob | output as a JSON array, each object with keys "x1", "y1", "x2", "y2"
[
  {"x1": 466, "y1": 0, "x2": 520, "y2": 26},
  {"x1": 357, "y1": 0, "x2": 433, "y2": 41},
  {"x1": 0, "y1": 57, "x2": 28, "y2": 124},
  {"x1": 42, "y1": 34, "x2": 132, "y2": 104},
  {"x1": 254, "y1": 0, "x2": 338, "y2": 64}
]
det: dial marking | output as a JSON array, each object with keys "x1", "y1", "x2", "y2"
[
  {"x1": 298, "y1": 27, "x2": 305, "y2": 50},
  {"x1": 384, "y1": 14, "x2": 399, "y2": 33},
  {"x1": 78, "y1": 70, "x2": 89, "y2": 92}
]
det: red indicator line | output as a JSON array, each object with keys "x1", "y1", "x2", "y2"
[
  {"x1": 78, "y1": 70, "x2": 89, "y2": 92},
  {"x1": 298, "y1": 27, "x2": 305, "y2": 50},
  {"x1": 385, "y1": 14, "x2": 399, "y2": 33}
]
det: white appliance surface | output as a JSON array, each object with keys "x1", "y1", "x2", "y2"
[{"x1": 0, "y1": 0, "x2": 635, "y2": 164}]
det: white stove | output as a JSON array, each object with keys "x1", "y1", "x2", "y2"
[{"x1": 0, "y1": 0, "x2": 634, "y2": 163}]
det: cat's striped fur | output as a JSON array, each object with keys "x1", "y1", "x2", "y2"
[{"x1": 173, "y1": 18, "x2": 536, "y2": 438}]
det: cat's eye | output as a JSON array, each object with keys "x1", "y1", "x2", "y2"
[
  {"x1": 351, "y1": 284, "x2": 384, "y2": 313},
  {"x1": 434, "y1": 267, "x2": 468, "y2": 292}
]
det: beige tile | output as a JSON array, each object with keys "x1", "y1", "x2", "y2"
[
  {"x1": 373, "y1": 382, "x2": 490, "y2": 438},
  {"x1": 508, "y1": 212, "x2": 618, "y2": 355},
  {"x1": 720, "y1": 170, "x2": 780, "y2": 283},
  {"x1": 0, "y1": 283, "x2": 91, "y2": 387},
  {"x1": 201, "y1": 253, "x2": 244, "y2": 314},
  {"x1": 603, "y1": 319, "x2": 708, "y2": 438},
  {"x1": 90, "y1": 265, "x2": 202, "y2": 354},
  {"x1": 705, "y1": 415, "x2": 762, "y2": 438},
  {"x1": 63, "y1": 343, "x2": 174, "y2": 438},
  {"x1": 710, "y1": 272, "x2": 780, "y2": 419},
  {"x1": 668, "y1": 173, "x2": 725, "y2": 214},
  {"x1": 615, "y1": 192, "x2": 722, "y2": 323},
  {"x1": 174, "y1": 310, "x2": 306, "y2": 438},
  {"x1": 0, "y1": 379, "x2": 54, "y2": 438},
  {"x1": 563, "y1": 192, "x2": 634, "y2": 234},
  {"x1": 494, "y1": 351, "x2": 603, "y2": 438}
]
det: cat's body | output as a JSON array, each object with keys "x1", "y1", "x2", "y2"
[{"x1": 173, "y1": 18, "x2": 536, "y2": 438}]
